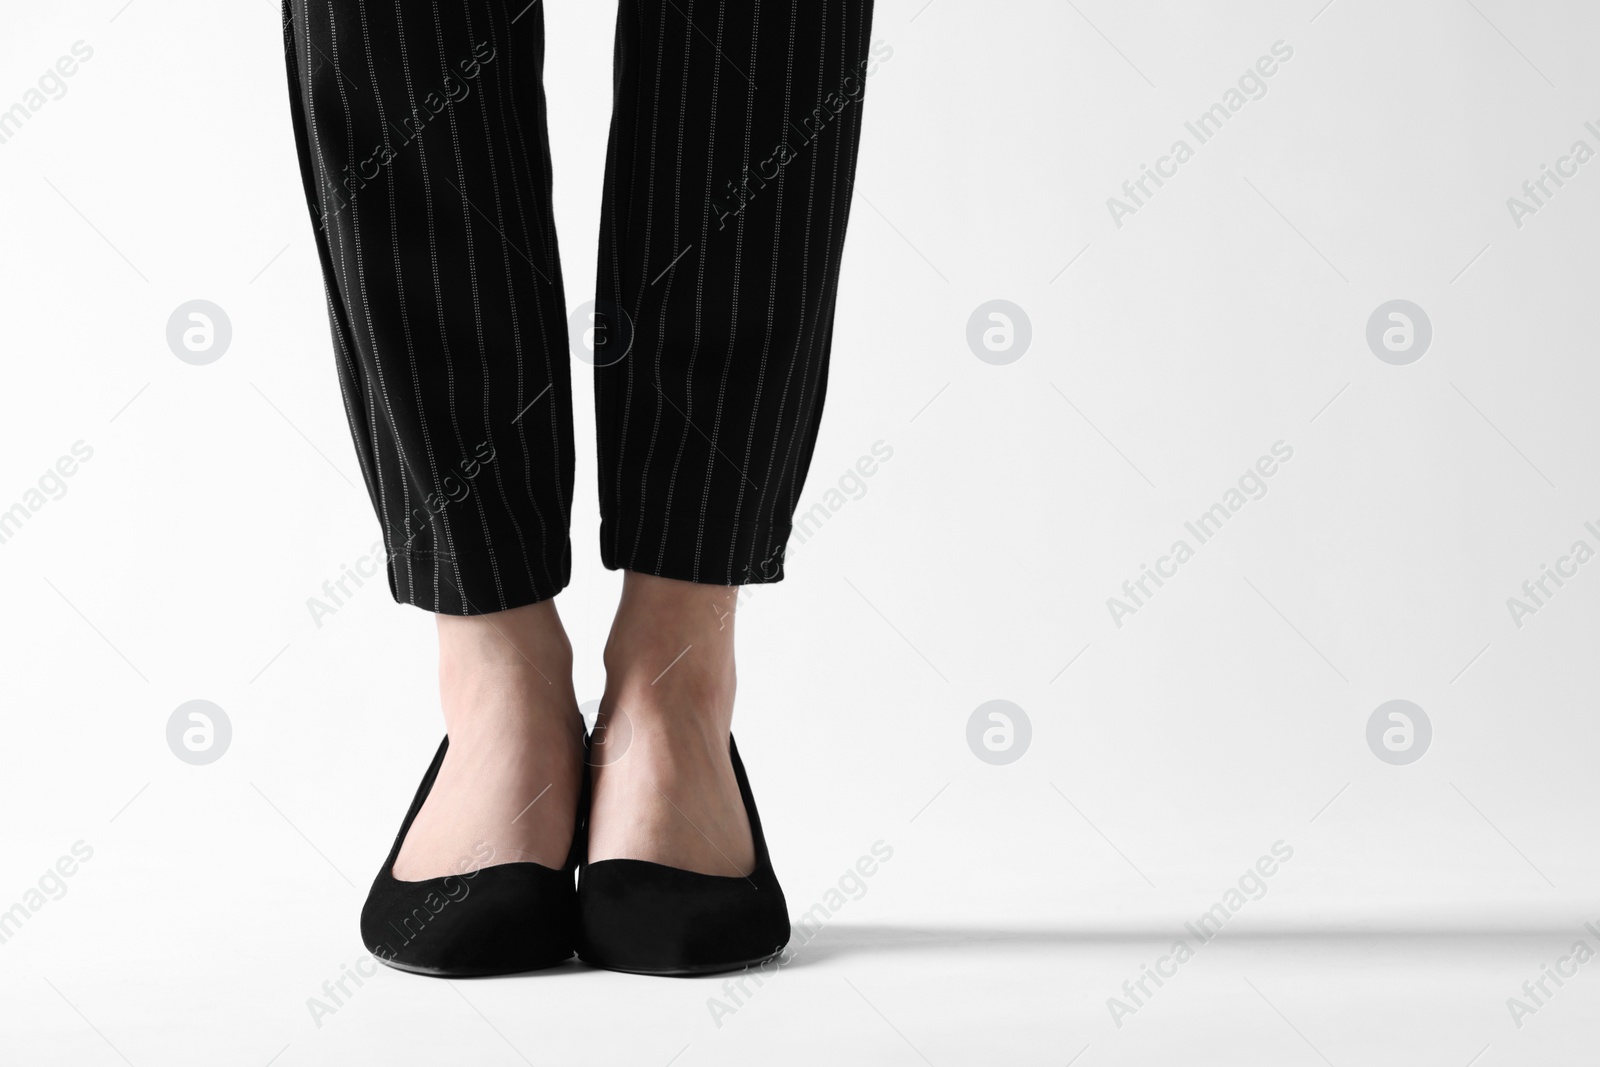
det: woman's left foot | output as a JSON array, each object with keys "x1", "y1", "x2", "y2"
[
  {"x1": 586, "y1": 574, "x2": 754, "y2": 875},
  {"x1": 579, "y1": 572, "x2": 789, "y2": 975}
]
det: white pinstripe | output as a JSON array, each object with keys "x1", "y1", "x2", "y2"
[
  {"x1": 388, "y1": 0, "x2": 475, "y2": 612},
  {"x1": 490, "y1": 1, "x2": 559, "y2": 279},
  {"x1": 751, "y1": 0, "x2": 827, "y2": 575},
  {"x1": 428, "y1": 0, "x2": 514, "y2": 613},
  {"x1": 293, "y1": 5, "x2": 400, "y2": 597},
  {"x1": 624, "y1": 0, "x2": 680, "y2": 570},
  {"x1": 457, "y1": 0, "x2": 546, "y2": 599},
  {"x1": 290, "y1": 3, "x2": 391, "y2": 580},
  {"x1": 289, "y1": 0, "x2": 875, "y2": 606},
  {"x1": 316, "y1": 0, "x2": 433, "y2": 604},
  {"x1": 354, "y1": 0, "x2": 445, "y2": 608},
  {"x1": 510, "y1": 7, "x2": 573, "y2": 545},
  {"x1": 652, "y1": 0, "x2": 730, "y2": 573},
  {"x1": 639, "y1": 3, "x2": 697, "y2": 576},
  {"x1": 605, "y1": 0, "x2": 655, "y2": 563},
  {"x1": 691, "y1": 0, "x2": 761, "y2": 582},
  {"x1": 778, "y1": 1, "x2": 854, "y2": 528},
  {"x1": 284, "y1": 7, "x2": 386, "y2": 558},
  {"x1": 484, "y1": 0, "x2": 566, "y2": 589},
  {"x1": 725, "y1": 0, "x2": 798, "y2": 573}
]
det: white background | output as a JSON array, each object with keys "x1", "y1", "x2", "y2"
[{"x1": 2, "y1": 0, "x2": 1598, "y2": 1063}]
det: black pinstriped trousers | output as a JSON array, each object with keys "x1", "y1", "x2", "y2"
[{"x1": 283, "y1": 0, "x2": 877, "y2": 615}]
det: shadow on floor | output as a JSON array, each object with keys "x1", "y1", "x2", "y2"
[{"x1": 782, "y1": 921, "x2": 1586, "y2": 966}]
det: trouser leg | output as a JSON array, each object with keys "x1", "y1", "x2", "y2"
[
  {"x1": 283, "y1": 0, "x2": 573, "y2": 615},
  {"x1": 594, "y1": 0, "x2": 878, "y2": 586}
]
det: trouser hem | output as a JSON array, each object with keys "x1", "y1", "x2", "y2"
[
  {"x1": 599, "y1": 518, "x2": 791, "y2": 587},
  {"x1": 386, "y1": 543, "x2": 572, "y2": 616}
]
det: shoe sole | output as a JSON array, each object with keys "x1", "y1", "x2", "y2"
[
  {"x1": 372, "y1": 949, "x2": 575, "y2": 978},
  {"x1": 576, "y1": 946, "x2": 784, "y2": 978}
]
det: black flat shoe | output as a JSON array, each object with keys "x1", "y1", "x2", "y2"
[
  {"x1": 577, "y1": 735, "x2": 790, "y2": 976},
  {"x1": 359, "y1": 736, "x2": 586, "y2": 977}
]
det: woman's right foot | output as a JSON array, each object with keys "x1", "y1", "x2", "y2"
[
  {"x1": 361, "y1": 599, "x2": 588, "y2": 977},
  {"x1": 391, "y1": 600, "x2": 585, "y2": 881}
]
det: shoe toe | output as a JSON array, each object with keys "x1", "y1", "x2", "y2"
[
  {"x1": 578, "y1": 859, "x2": 789, "y2": 975},
  {"x1": 361, "y1": 864, "x2": 577, "y2": 976}
]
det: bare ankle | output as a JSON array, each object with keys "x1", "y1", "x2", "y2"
[
  {"x1": 605, "y1": 571, "x2": 736, "y2": 659},
  {"x1": 439, "y1": 600, "x2": 573, "y2": 683},
  {"x1": 433, "y1": 601, "x2": 583, "y2": 749}
]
